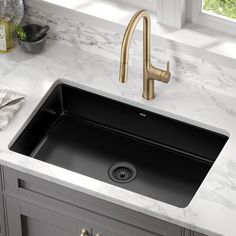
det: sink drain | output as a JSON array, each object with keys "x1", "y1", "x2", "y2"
[{"x1": 108, "y1": 162, "x2": 137, "y2": 183}]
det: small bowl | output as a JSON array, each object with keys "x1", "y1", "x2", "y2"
[{"x1": 18, "y1": 24, "x2": 47, "y2": 54}]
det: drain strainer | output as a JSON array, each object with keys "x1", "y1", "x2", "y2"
[{"x1": 108, "y1": 162, "x2": 137, "y2": 183}]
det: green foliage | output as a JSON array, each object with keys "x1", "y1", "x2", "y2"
[
  {"x1": 203, "y1": 0, "x2": 236, "y2": 19},
  {"x1": 15, "y1": 25, "x2": 27, "y2": 41}
]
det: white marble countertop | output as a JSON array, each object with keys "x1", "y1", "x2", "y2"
[
  {"x1": 0, "y1": 40, "x2": 236, "y2": 236},
  {"x1": 27, "y1": 0, "x2": 236, "y2": 69}
]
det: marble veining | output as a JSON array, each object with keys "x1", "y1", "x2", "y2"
[
  {"x1": 23, "y1": 5, "x2": 236, "y2": 99},
  {"x1": 0, "y1": 39, "x2": 236, "y2": 235}
]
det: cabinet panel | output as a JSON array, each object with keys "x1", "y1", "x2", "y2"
[
  {"x1": 0, "y1": 167, "x2": 2, "y2": 192},
  {"x1": 20, "y1": 202, "x2": 79, "y2": 234},
  {"x1": 2, "y1": 166, "x2": 180, "y2": 235},
  {"x1": 192, "y1": 233, "x2": 206, "y2": 236},
  {"x1": 4, "y1": 195, "x2": 163, "y2": 236},
  {"x1": 5, "y1": 196, "x2": 93, "y2": 236},
  {"x1": 0, "y1": 167, "x2": 5, "y2": 236},
  {"x1": 183, "y1": 228, "x2": 207, "y2": 236},
  {"x1": 4, "y1": 196, "x2": 22, "y2": 236},
  {"x1": 21, "y1": 216, "x2": 77, "y2": 236},
  {"x1": 0, "y1": 197, "x2": 5, "y2": 236},
  {"x1": 0, "y1": 198, "x2": 5, "y2": 236},
  {"x1": 3, "y1": 166, "x2": 196, "y2": 236},
  {"x1": 92, "y1": 225, "x2": 117, "y2": 236}
]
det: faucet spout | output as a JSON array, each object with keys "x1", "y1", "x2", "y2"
[
  {"x1": 119, "y1": 10, "x2": 150, "y2": 83},
  {"x1": 119, "y1": 10, "x2": 171, "y2": 100}
]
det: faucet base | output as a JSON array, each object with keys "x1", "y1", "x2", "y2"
[
  {"x1": 143, "y1": 76, "x2": 155, "y2": 100},
  {"x1": 142, "y1": 93, "x2": 155, "y2": 100}
]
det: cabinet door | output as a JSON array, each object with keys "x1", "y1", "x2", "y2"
[
  {"x1": 0, "y1": 197, "x2": 5, "y2": 236},
  {"x1": 5, "y1": 195, "x2": 184, "y2": 236},
  {"x1": 4, "y1": 196, "x2": 93, "y2": 236},
  {"x1": 4, "y1": 196, "x2": 162, "y2": 236},
  {"x1": 3, "y1": 166, "x2": 184, "y2": 236},
  {"x1": 3, "y1": 196, "x2": 206, "y2": 236},
  {"x1": 0, "y1": 167, "x2": 5, "y2": 236}
]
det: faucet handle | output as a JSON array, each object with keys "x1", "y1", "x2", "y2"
[
  {"x1": 159, "y1": 61, "x2": 171, "y2": 83},
  {"x1": 166, "y1": 61, "x2": 170, "y2": 73}
]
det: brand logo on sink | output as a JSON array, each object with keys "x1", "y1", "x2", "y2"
[{"x1": 139, "y1": 113, "x2": 147, "y2": 117}]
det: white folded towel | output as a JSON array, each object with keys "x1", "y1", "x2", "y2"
[{"x1": 0, "y1": 89, "x2": 26, "y2": 130}]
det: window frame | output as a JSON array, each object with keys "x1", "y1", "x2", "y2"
[
  {"x1": 117, "y1": 0, "x2": 157, "y2": 12},
  {"x1": 188, "y1": 0, "x2": 236, "y2": 36},
  {"x1": 118, "y1": 0, "x2": 236, "y2": 35}
]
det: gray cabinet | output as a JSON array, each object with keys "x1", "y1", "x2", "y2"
[
  {"x1": 5, "y1": 196, "x2": 93, "y2": 236},
  {"x1": 0, "y1": 197, "x2": 5, "y2": 236},
  {"x1": 4, "y1": 196, "x2": 161, "y2": 236},
  {"x1": 1, "y1": 166, "x2": 206, "y2": 236},
  {"x1": 182, "y1": 229, "x2": 206, "y2": 236},
  {"x1": 0, "y1": 167, "x2": 5, "y2": 236}
]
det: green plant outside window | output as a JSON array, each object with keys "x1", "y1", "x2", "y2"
[{"x1": 203, "y1": 0, "x2": 236, "y2": 20}]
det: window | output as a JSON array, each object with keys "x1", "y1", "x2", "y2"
[
  {"x1": 189, "y1": 0, "x2": 236, "y2": 36},
  {"x1": 203, "y1": 0, "x2": 236, "y2": 20},
  {"x1": 117, "y1": 0, "x2": 157, "y2": 12},
  {"x1": 117, "y1": 0, "x2": 236, "y2": 35}
]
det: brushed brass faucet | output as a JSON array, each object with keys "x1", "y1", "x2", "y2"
[{"x1": 119, "y1": 10, "x2": 171, "y2": 100}]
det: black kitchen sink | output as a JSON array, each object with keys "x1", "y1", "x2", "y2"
[{"x1": 10, "y1": 83, "x2": 228, "y2": 207}]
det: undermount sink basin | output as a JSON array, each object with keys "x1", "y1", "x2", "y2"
[{"x1": 10, "y1": 83, "x2": 228, "y2": 207}]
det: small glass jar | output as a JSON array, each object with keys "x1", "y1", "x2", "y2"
[{"x1": 0, "y1": 17, "x2": 14, "y2": 53}]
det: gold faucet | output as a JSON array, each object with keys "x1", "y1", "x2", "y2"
[{"x1": 119, "y1": 10, "x2": 171, "y2": 100}]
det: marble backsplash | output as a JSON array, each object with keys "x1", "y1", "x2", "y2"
[{"x1": 23, "y1": 4, "x2": 236, "y2": 98}]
